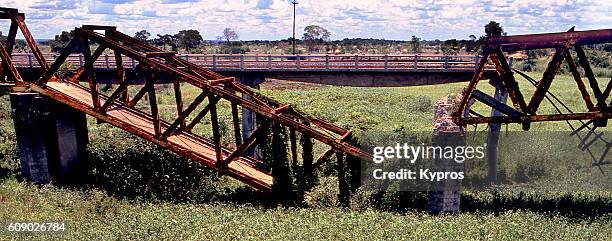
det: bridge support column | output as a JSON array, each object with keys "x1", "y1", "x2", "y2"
[
  {"x1": 486, "y1": 76, "x2": 508, "y2": 183},
  {"x1": 239, "y1": 76, "x2": 265, "y2": 157},
  {"x1": 50, "y1": 99, "x2": 89, "y2": 184},
  {"x1": 10, "y1": 93, "x2": 88, "y2": 184},
  {"x1": 428, "y1": 95, "x2": 469, "y2": 214}
]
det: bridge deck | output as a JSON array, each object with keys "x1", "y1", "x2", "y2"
[
  {"x1": 12, "y1": 53, "x2": 485, "y2": 71},
  {"x1": 33, "y1": 81, "x2": 273, "y2": 190}
]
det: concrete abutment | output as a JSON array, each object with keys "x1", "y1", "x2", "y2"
[{"x1": 10, "y1": 92, "x2": 89, "y2": 184}]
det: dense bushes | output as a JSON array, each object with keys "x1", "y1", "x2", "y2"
[{"x1": 87, "y1": 134, "x2": 222, "y2": 203}]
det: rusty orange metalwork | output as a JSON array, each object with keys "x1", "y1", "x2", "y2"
[
  {"x1": 0, "y1": 7, "x2": 372, "y2": 191},
  {"x1": 456, "y1": 27, "x2": 612, "y2": 129}
]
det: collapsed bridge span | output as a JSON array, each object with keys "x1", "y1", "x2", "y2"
[{"x1": 0, "y1": 7, "x2": 370, "y2": 191}]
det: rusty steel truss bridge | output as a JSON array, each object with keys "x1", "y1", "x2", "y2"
[{"x1": 0, "y1": 7, "x2": 610, "y2": 190}]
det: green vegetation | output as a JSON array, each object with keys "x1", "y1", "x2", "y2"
[
  {"x1": 0, "y1": 70, "x2": 610, "y2": 239},
  {"x1": 0, "y1": 179, "x2": 609, "y2": 240}
]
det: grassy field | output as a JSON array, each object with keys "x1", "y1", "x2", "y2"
[{"x1": 0, "y1": 71, "x2": 610, "y2": 239}]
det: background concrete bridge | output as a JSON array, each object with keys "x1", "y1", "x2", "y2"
[{"x1": 13, "y1": 53, "x2": 496, "y2": 87}]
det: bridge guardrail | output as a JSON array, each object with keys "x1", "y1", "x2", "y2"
[{"x1": 10, "y1": 53, "x2": 489, "y2": 71}]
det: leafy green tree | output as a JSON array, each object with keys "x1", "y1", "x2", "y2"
[
  {"x1": 14, "y1": 39, "x2": 28, "y2": 53},
  {"x1": 485, "y1": 21, "x2": 503, "y2": 37},
  {"x1": 174, "y1": 29, "x2": 203, "y2": 52},
  {"x1": 441, "y1": 39, "x2": 460, "y2": 55},
  {"x1": 302, "y1": 25, "x2": 331, "y2": 52},
  {"x1": 465, "y1": 34, "x2": 478, "y2": 52},
  {"x1": 410, "y1": 35, "x2": 421, "y2": 53},
  {"x1": 48, "y1": 30, "x2": 74, "y2": 52},
  {"x1": 134, "y1": 30, "x2": 151, "y2": 42},
  {"x1": 153, "y1": 34, "x2": 178, "y2": 51}
]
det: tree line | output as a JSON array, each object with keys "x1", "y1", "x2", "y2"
[{"x1": 39, "y1": 21, "x2": 505, "y2": 55}]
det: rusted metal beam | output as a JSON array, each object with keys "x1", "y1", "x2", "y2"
[
  {"x1": 209, "y1": 93, "x2": 223, "y2": 167},
  {"x1": 99, "y1": 78, "x2": 132, "y2": 111},
  {"x1": 471, "y1": 89, "x2": 521, "y2": 117},
  {"x1": 312, "y1": 130, "x2": 353, "y2": 170},
  {"x1": 313, "y1": 148, "x2": 335, "y2": 170},
  {"x1": 231, "y1": 102, "x2": 242, "y2": 146},
  {"x1": 10, "y1": 13, "x2": 48, "y2": 71},
  {"x1": 128, "y1": 84, "x2": 149, "y2": 108},
  {"x1": 460, "y1": 112, "x2": 612, "y2": 125},
  {"x1": 565, "y1": 53, "x2": 595, "y2": 111},
  {"x1": 146, "y1": 78, "x2": 161, "y2": 136},
  {"x1": 80, "y1": 37, "x2": 100, "y2": 110},
  {"x1": 38, "y1": 38, "x2": 78, "y2": 84},
  {"x1": 114, "y1": 51, "x2": 128, "y2": 103},
  {"x1": 456, "y1": 50, "x2": 490, "y2": 118},
  {"x1": 70, "y1": 44, "x2": 107, "y2": 83},
  {"x1": 0, "y1": 41, "x2": 22, "y2": 82},
  {"x1": 160, "y1": 90, "x2": 208, "y2": 139},
  {"x1": 209, "y1": 77, "x2": 235, "y2": 86},
  {"x1": 172, "y1": 77, "x2": 185, "y2": 128},
  {"x1": 527, "y1": 45, "x2": 570, "y2": 114},
  {"x1": 0, "y1": 20, "x2": 17, "y2": 80},
  {"x1": 184, "y1": 96, "x2": 219, "y2": 131},
  {"x1": 575, "y1": 45, "x2": 607, "y2": 111},
  {"x1": 273, "y1": 104, "x2": 291, "y2": 114},
  {"x1": 489, "y1": 28, "x2": 612, "y2": 51},
  {"x1": 221, "y1": 127, "x2": 262, "y2": 166},
  {"x1": 490, "y1": 48, "x2": 528, "y2": 114}
]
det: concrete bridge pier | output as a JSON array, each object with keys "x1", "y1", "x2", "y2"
[
  {"x1": 10, "y1": 93, "x2": 88, "y2": 184},
  {"x1": 238, "y1": 75, "x2": 265, "y2": 157}
]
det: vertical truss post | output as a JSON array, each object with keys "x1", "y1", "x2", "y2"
[
  {"x1": 114, "y1": 51, "x2": 128, "y2": 103},
  {"x1": 172, "y1": 77, "x2": 185, "y2": 128},
  {"x1": 146, "y1": 77, "x2": 161, "y2": 137},
  {"x1": 231, "y1": 102, "x2": 242, "y2": 146},
  {"x1": 80, "y1": 37, "x2": 100, "y2": 110},
  {"x1": 209, "y1": 94, "x2": 223, "y2": 167}
]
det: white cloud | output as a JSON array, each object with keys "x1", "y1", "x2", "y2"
[{"x1": 0, "y1": 0, "x2": 608, "y2": 40}]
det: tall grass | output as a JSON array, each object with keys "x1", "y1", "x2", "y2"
[{"x1": 0, "y1": 70, "x2": 610, "y2": 239}]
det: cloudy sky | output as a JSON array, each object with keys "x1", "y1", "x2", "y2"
[{"x1": 1, "y1": 0, "x2": 610, "y2": 40}]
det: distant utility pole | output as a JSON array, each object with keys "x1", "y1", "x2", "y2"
[{"x1": 291, "y1": 0, "x2": 298, "y2": 54}]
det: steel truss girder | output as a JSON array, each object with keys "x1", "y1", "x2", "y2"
[
  {"x1": 456, "y1": 27, "x2": 612, "y2": 129},
  {"x1": 0, "y1": 11, "x2": 371, "y2": 190}
]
